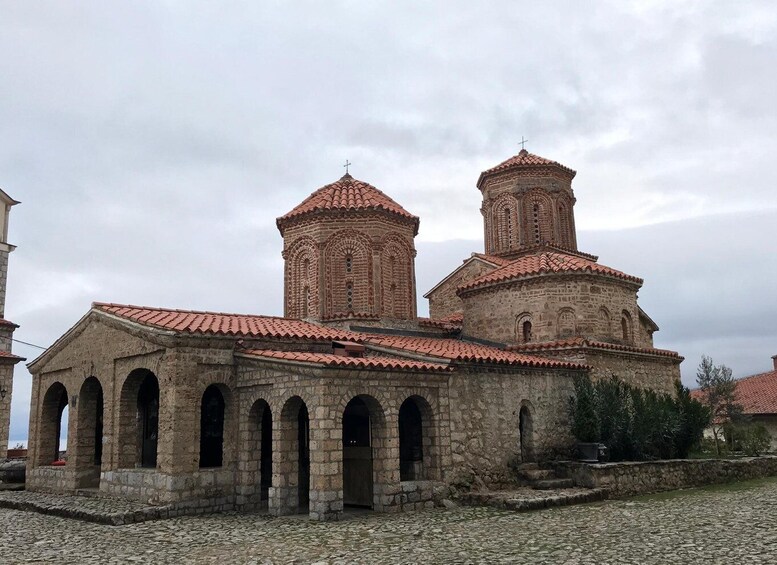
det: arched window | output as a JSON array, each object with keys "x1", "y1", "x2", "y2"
[
  {"x1": 515, "y1": 313, "x2": 533, "y2": 344},
  {"x1": 597, "y1": 307, "x2": 611, "y2": 339},
  {"x1": 200, "y1": 385, "x2": 225, "y2": 468},
  {"x1": 557, "y1": 308, "x2": 576, "y2": 338},
  {"x1": 621, "y1": 311, "x2": 633, "y2": 344},
  {"x1": 399, "y1": 399, "x2": 424, "y2": 481},
  {"x1": 532, "y1": 202, "x2": 541, "y2": 243},
  {"x1": 302, "y1": 286, "x2": 310, "y2": 318},
  {"x1": 345, "y1": 255, "x2": 353, "y2": 273},
  {"x1": 346, "y1": 282, "x2": 353, "y2": 311}
]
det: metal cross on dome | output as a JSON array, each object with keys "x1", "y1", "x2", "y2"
[
  {"x1": 519, "y1": 136, "x2": 529, "y2": 150},
  {"x1": 343, "y1": 160, "x2": 352, "y2": 174}
]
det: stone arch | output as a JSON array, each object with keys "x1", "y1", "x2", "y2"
[
  {"x1": 380, "y1": 235, "x2": 414, "y2": 319},
  {"x1": 37, "y1": 382, "x2": 68, "y2": 467},
  {"x1": 523, "y1": 190, "x2": 554, "y2": 245},
  {"x1": 117, "y1": 369, "x2": 159, "y2": 469},
  {"x1": 557, "y1": 307, "x2": 576, "y2": 338},
  {"x1": 74, "y1": 376, "x2": 104, "y2": 487},
  {"x1": 621, "y1": 310, "x2": 634, "y2": 345},
  {"x1": 272, "y1": 395, "x2": 310, "y2": 515},
  {"x1": 398, "y1": 394, "x2": 439, "y2": 481},
  {"x1": 597, "y1": 306, "x2": 611, "y2": 340},
  {"x1": 341, "y1": 394, "x2": 389, "y2": 510},
  {"x1": 324, "y1": 230, "x2": 373, "y2": 317},
  {"x1": 515, "y1": 312, "x2": 533, "y2": 344},
  {"x1": 518, "y1": 400, "x2": 535, "y2": 463},
  {"x1": 492, "y1": 193, "x2": 520, "y2": 252},
  {"x1": 285, "y1": 236, "x2": 319, "y2": 319}
]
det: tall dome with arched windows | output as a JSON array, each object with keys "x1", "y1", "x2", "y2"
[
  {"x1": 276, "y1": 173, "x2": 419, "y2": 325},
  {"x1": 477, "y1": 149, "x2": 578, "y2": 257}
]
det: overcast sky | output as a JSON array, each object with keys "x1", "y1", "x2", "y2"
[{"x1": 2, "y1": 1, "x2": 776, "y2": 445}]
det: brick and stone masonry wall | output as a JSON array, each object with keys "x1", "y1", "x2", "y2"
[
  {"x1": 461, "y1": 275, "x2": 652, "y2": 349},
  {"x1": 447, "y1": 366, "x2": 581, "y2": 487},
  {"x1": 553, "y1": 456, "x2": 777, "y2": 498},
  {"x1": 427, "y1": 258, "x2": 498, "y2": 320}
]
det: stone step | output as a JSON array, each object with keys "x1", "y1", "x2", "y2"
[
  {"x1": 519, "y1": 469, "x2": 555, "y2": 481},
  {"x1": 515, "y1": 462, "x2": 540, "y2": 471},
  {"x1": 532, "y1": 478, "x2": 575, "y2": 490},
  {"x1": 458, "y1": 488, "x2": 609, "y2": 512}
]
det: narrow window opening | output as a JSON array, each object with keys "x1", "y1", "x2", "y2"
[
  {"x1": 522, "y1": 320, "x2": 532, "y2": 343},
  {"x1": 346, "y1": 282, "x2": 353, "y2": 311},
  {"x1": 345, "y1": 255, "x2": 353, "y2": 274}
]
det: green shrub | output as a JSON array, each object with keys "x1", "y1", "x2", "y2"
[
  {"x1": 739, "y1": 424, "x2": 772, "y2": 456},
  {"x1": 568, "y1": 375, "x2": 710, "y2": 462}
]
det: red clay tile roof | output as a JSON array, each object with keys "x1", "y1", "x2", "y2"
[
  {"x1": 364, "y1": 334, "x2": 585, "y2": 369},
  {"x1": 239, "y1": 349, "x2": 451, "y2": 372},
  {"x1": 458, "y1": 251, "x2": 642, "y2": 294},
  {"x1": 507, "y1": 337, "x2": 681, "y2": 359},
  {"x1": 477, "y1": 149, "x2": 576, "y2": 187},
  {"x1": 277, "y1": 174, "x2": 419, "y2": 232},
  {"x1": 94, "y1": 303, "x2": 362, "y2": 341},
  {"x1": 0, "y1": 350, "x2": 25, "y2": 362},
  {"x1": 694, "y1": 368, "x2": 777, "y2": 415}
]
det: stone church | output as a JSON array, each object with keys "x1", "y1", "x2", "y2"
[{"x1": 25, "y1": 149, "x2": 681, "y2": 520}]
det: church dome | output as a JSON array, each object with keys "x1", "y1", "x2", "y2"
[
  {"x1": 277, "y1": 173, "x2": 419, "y2": 235},
  {"x1": 477, "y1": 149, "x2": 576, "y2": 190}
]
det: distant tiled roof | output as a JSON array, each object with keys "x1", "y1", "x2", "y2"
[
  {"x1": 458, "y1": 251, "x2": 642, "y2": 293},
  {"x1": 418, "y1": 312, "x2": 464, "y2": 331},
  {"x1": 94, "y1": 303, "x2": 361, "y2": 341},
  {"x1": 364, "y1": 334, "x2": 585, "y2": 369},
  {"x1": 471, "y1": 253, "x2": 513, "y2": 267},
  {"x1": 239, "y1": 349, "x2": 451, "y2": 372},
  {"x1": 693, "y1": 368, "x2": 777, "y2": 415},
  {"x1": 477, "y1": 149, "x2": 576, "y2": 187},
  {"x1": 277, "y1": 174, "x2": 419, "y2": 231},
  {"x1": 507, "y1": 337, "x2": 681, "y2": 359}
]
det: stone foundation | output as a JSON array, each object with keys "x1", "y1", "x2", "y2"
[
  {"x1": 100, "y1": 467, "x2": 235, "y2": 508},
  {"x1": 553, "y1": 456, "x2": 777, "y2": 498}
]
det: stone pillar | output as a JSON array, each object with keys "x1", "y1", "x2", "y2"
[
  {"x1": 269, "y1": 400, "x2": 303, "y2": 516},
  {"x1": 308, "y1": 408, "x2": 342, "y2": 521},
  {"x1": 372, "y1": 407, "x2": 400, "y2": 512}
]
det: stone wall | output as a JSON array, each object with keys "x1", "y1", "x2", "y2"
[
  {"x1": 426, "y1": 257, "x2": 498, "y2": 320},
  {"x1": 537, "y1": 347, "x2": 680, "y2": 395},
  {"x1": 553, "y1": 456, "x2": 777, "y2": 498},
  {"x1": 448, "y1": 366, "x2": 581, "y2": 487},
  {"x1": 460, "y1": 275, "x2": 652, "y2": 349}
]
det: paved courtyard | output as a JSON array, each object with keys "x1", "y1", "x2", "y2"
[{"x1": 2, "y1": 478, "x2": 777, "y2": 564}]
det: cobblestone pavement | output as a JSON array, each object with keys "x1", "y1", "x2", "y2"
[{"x1": 2, "y1": 478, "x2": 777, "y2": 564}]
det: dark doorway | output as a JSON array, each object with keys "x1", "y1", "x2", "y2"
[
  {"x1": 343, "y1": 397, "x2": 373, "y2": 507},
  {"x1": 138, "y1": 374, "x2": 159, "y2": 468},
  {"x1": 200, "y1": 385, "x2": 225, "y2": 468},
  {"x1": 399, "y1": 399, "x2": 423, "y2": 481},
  {"x1": 519, "y1": 405, "x2": 534, "y2": 462},
  {"x1": 260, "y1": 405, "x2": 273, "y2": 500},
  {"x1": 298, "y1": 403, "x2": 310, "y2": 510}
]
